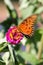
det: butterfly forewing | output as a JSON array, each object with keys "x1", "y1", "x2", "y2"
[{"x1": 18, "y1": 14, "x2": 37, "y2": 37}]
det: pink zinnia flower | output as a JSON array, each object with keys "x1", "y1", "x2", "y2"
[{"x1": 6, "y1": 26, "x2": 23, "y2": 45}]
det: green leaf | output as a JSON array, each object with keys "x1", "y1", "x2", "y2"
[
  {"x1": 17, "y1": 51, "x2": 38, "y2": 65},
  {"x1": 0, "y1": 42, "x2": 7, "y2": 52},
  {"x1": 19, "y1": 0, "x2": 30, "y2": 9},
  {"x1": 2, "y1": 52, "x2": 9, "y2": 64},
  {"x1": 0, "y1": 61, "x2": 5, "y2": 65},
  {"x1": 38, "y1": 0, "x2": 43, "y2": 4},
  {"x1": 19, "y1": 5, "x2": 35, "y2": 24},
  {"x1": 12, "y1": 11, "x2": 17, "y2": 19},
  {"x1": 39, "y1": 28, "x2": 43, "y2": 34},
  {"x1": 0, "y1": 56, "x2": 5, "y2": 65},
  {"x1": 21, "y1": 5, "x2": 35, "y2": 19},
  {"x1": 30, "y1": 0, "x2": 38, "y2": 4},
  {"x1": 35, "y1": 6, "x2": 43, "y2": 14},
  {"x1": 8, "y1": 59, "x2": 14, "y2": 65},
  {"x1": 17, "y1": 55, "x2": 25, "y2": 65}
]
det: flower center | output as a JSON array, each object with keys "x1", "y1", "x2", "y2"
[
  {"x1": 10, "y1": 33, "x2": 13, "y2": 39},
  {"x1": 14, "y1": 35, "x2": 21, "y2": 40}
]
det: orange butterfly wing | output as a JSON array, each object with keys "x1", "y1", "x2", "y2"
[{"x1": 18, "y1": 15, "x2": 37, "y2": 37}]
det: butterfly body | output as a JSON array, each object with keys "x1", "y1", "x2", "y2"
[{"x1": 18, "y1": 14, "x2": 37, "y2": 37}]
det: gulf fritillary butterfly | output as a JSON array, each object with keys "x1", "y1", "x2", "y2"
[{"x1": 18, "y1": 14, "x2": 37, "y2": 37}]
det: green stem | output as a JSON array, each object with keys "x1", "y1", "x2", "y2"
[
  {"x1": 8, "y1": 44, "x2": 15, "y2": 64},
  {"x1": 37, "y1": 35, "x2": 43, "y2": 59},
  {"x1": 11, "y1": 45, "x2": 19, "y2": 65},
  {"x1": 8, "y1": 44, "x2": 19, "y2": 65}
]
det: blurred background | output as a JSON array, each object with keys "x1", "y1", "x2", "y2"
[{"x1": 0, "y1": 0, "x2": 43, "y2": 65}]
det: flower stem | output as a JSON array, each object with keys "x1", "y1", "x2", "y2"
[
  {"x1": 8, "y1": 44, "x2": 15, "y2": 64},
  {"x1": 37, "y1": 35, "x2": 43, "y2": 59},
  {"x1": 11, "y1": 45, "x2": 19, "y2": 65},
  {"x1": 8, "y1": 44, "x2": 19, "y2": 65}
]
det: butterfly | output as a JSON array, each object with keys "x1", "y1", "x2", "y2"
[{"x1": 18, "y1": 14, "x2": 37, "y2": 37}]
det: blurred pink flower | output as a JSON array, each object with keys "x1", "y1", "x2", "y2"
[{"x1": 6, "y1": 26, "x2": 23, "y2": 45}]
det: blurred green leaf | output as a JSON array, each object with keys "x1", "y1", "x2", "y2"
[
  {"x1": 21, "y1": 5, "x2": 35, "y2": 19},
  {"x1": 29, "y1": 0, "x2": 38, "y2": 4},
  {"x1": 0, "y1": 56, "x2": 5, "y2": 65},
  {"x1": 17, "y1": 55, "x2": 25, "y2": 65},
  {"x1": 38, "y1": 0, "x2": 43, "y2": 4},
  {"x1": 8, "y1": 59, "x2": 14, "y2": 65},
  {"x1": 2, "y1": 52, "x2": 9, "y2": 64},
  {"x1": 12, "y1": 11, "x2": 17, "y2": 19},
  {"x1": 19, "y1": 5, "x2": 35, "y2": 24},
  {"x1": 0, "y1": 61, "x2": 5, "y2": 65},
  {"x1": 32, "y1": 30, "x2": 42, "y2": 42},
  {"x1": 35, "y1": 6, "x2": 43, "y2": 14},
  {"x1": 17, "y1": 51, "x2": 38, "y2": 65},
  {"x1": 0, "y1": 42, "x2": 7, "y2": 52},
  {"x1": 39, "y1": 28, "x2": 43, "y2": 34},
  {"x1": 19, "y1": 0, "x2": 30, "y2": 9}
]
